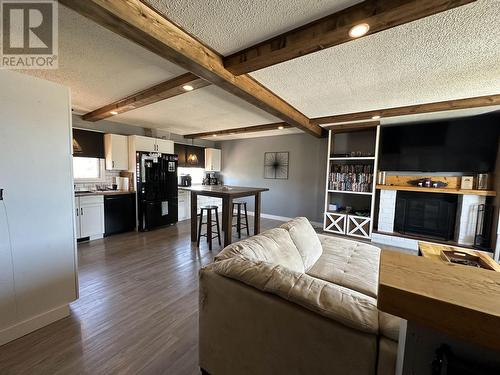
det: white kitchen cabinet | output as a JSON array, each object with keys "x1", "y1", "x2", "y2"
[
  {"x1": 104, "y1": 134, "x2": 128, "y2": 170},
  {"x1": 205, "y1": 148, "x2": 222, "y2": 172},
  {"x1": 156, "y1": 138, "x2": 174, "y2": 154},
  {"x1": 75, "y1": 196, "x2": 104, "y2": 240},
  {"x1": 130, "y1": 135, "x2": 156, "y2": 153},
  {"x1": 178, "y1": 189, "x2": 191, "y2": 221}
]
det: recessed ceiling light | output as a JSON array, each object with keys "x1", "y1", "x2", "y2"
[
  {"x1": 348, "y1": 23, "x2": 370, "y2": 38},
  {"x1": 110, "y1": 111, "x2": 118, "y2": 115},
  {"x1": 212, "y1": 134, "x2": 217, "y2": 137},
  {"x1": 278, "y1": 126, "x2": 284, "y2": 130},
  {"x1": 372, "y1": 115, "x2": 381, "y2": 120},
  {"x1": 182, "y1": 85, "x2": 194, "y2": 91}
]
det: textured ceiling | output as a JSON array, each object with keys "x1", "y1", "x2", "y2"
[
  {"x1": 23, "y1": 5, "x2": 186, "y2": 114},
  {"x1": 112, "y1": 85, "x2": 280, "y2": 134},
  {"x1": 251, "y1": 0, "x2": 500, "y2": 118},
  {"x1": 20, "y1": 0, "x2": 500, "y2": 140},
  {"x1": 144, "y1": 0, "x2": 361, "y2": 55}
]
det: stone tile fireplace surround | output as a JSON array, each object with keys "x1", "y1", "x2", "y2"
[{"x1": 373, "y1": 189, "x2": 486, "y2": 251}]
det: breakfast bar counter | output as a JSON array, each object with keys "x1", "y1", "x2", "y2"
[{"x1": 183, "y1": 185, "x2": 269, "y2": 247}]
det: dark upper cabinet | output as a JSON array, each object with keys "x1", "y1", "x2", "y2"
[
  {"x1": 174, "y1": 143, "x2": 205, "y2": 168},
  {"x1": 174, "y1": 143, "x2": 187, "y2": 167},
  {"x1": 73, "y1": 129, "x2": 104, "y2": 158}
]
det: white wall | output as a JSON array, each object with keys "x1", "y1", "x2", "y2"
[{"x1": 0, "y1": 70, "x2": 77, "y2": 345}]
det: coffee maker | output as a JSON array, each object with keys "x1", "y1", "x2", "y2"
[
  {"x1": 179, "y1": 174, "x2": 192, "y2": 187},
  {"x1": 204, "y1": 172, "x2": 219, "y2": 185}
]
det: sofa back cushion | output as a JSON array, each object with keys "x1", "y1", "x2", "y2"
[
  {"x1": 215, "y1": 228, "x2": 305, "y2": 273},
  {"x1": 280, "y1": 217, "x2": 323, "y2": 270}
]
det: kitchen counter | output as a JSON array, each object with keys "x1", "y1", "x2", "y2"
[{"x1": 75, "y1": 191, "x2": 135, "y2": 197}]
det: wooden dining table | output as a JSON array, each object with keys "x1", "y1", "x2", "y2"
[{"x1": 185, "y1": 185, "x2": 269, "y2": 247}]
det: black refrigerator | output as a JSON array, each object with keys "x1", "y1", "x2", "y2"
[{"x1": 136, "y1": 152, "x2": 178, "y2": 231}]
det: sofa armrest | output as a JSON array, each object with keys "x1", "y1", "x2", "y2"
[{"x1": 209, "y1": 258, "x2": 379, "y2": 334}]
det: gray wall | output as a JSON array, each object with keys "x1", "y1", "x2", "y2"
[{"x1": 219, "y1": 133, "x2": 328, "y2": 223}]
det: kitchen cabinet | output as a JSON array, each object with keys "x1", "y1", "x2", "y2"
[
  {"x1": 175, "y1": 143, "x2": 205, "y2": 168},
  {"x1": 205, "y1": 148, "x2": 221, "y2": 172},
  {"x1": 156, "y1": 138, "x2": 174, "y2": 154},
  {"x1": 75, "y1": 195, "x2": 104, "y2": 240},
  {"x1": 177, "y1": 189, "x2": 222, "y2": 222},
  {"x1": 178, "y1": 189, "x2": 191, "y2": 221},
  {"x1": 72, "y1": 129, "x2": 104, "y2": 158},
  {"x1": 130, "y1": 135, "x2": 156, "y2": 153},
  {"x1": 104, "y1": 134, "x2": 128, "y2": 170}
]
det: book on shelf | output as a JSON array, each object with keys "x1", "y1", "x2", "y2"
[{"x1": 328, "y1": 164, "x2": 373, "y2": 192}]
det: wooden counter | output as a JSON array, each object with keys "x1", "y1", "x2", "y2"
[
  {"x1": 376, "y1": 184, "x2": 496, "y2": 196},
  {"x1": 378, "y1": 250, "x2": 500, "y2": 352}
]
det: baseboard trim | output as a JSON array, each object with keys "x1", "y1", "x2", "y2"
[
  {"x1": 0, "y1": 304, "x2": 70, "y2": 346},
  {"x1": 246, "y1": 211, "x2": 322, "y2": 227}
]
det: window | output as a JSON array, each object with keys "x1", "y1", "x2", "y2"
[{"x1": 73, "y1": 157, "x2": 104, "y2": 181}]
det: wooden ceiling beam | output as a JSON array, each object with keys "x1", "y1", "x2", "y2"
[
  {"x1": 312, "y1": 94, "x2": 500, "y2": 125},
  {"x1": 224, "y1": 0, "x2": 476, "y2": 75},
  {"x1": 191, "y1": 94, "x2": 499, "y2": 138},
  {"x1": 325, "y1": 120, "x2": 380, "y2": 133},
  {"x1": 82, "y1": 73, "x2": 209, "y2": 122},
  {"x1": 60, "y1": 0, "x2": 324, "y2": 138},
  {"x1": 183, "y1": 122, "x2": 291, "y2": 139}
]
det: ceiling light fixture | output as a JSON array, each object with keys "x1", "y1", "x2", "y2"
[
  {"x1": 372, "y1": 115, "x2": 381, "y2": 120},
  {"x1": 110, "y1": 111, "x2": 118, "y2": 115},
  {"x1": 182, "y1": 85, "x2": 194, "y2": 91},
  {"x1": 278, "y1": 126, "x2": 284, "y2": 130},
  {"x1": 212, "y1": 134, "x2": 217, "y2": 137},
  {"x1": 348, "y1": 23, "x2": 370, "y2": 38}
]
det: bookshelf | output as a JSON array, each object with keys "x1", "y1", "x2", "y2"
[{"x1": 323, "y1": 126, "x2": 380, "y2": 239}]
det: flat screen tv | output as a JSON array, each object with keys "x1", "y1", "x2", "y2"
[{"x1": 379, "y1": 112, "x2": 499, "y2": 173}]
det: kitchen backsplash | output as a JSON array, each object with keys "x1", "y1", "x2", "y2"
[{"x1": 74, "y1": 169, "x2": 122, "y2": 191}]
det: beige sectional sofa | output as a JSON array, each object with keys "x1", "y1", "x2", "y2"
[{"x1": 199, "y1": 217, "x2": 400, "y2": 375}]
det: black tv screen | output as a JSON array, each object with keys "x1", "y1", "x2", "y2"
[{"x1": 379, "y1": 113, "x2": 499, "y2": 173}]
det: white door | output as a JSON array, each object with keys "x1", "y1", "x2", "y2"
[
  {"x1": 156, "y1": 139, "x2": 174, "y2": 154},
  {"x1": 133, "y1": 136, "x2": 156, "y2": 152},
  {"x1": 80, "y1": 204, "x2": 104, "y2": 238},
  {"x1": 105, "y1": 134, "x2": 128, "y2": 170}
]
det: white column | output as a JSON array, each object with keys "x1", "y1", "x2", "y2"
[{"x1": 378, "y1": 189, "x2": 397, "y2": 233}]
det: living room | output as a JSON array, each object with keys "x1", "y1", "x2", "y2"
[{"x1": 1, "y1": 1, "x2": 500, "y2": 374}]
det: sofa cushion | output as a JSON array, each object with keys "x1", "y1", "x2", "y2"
[
  {"x1": 210, "y1": 257, "x2": 379, "y2": 334},
  {"x1": 280, "y1": 217, "x2": 323, "y2": 270},
  {"x1": 379, "y1": 311, "x2": 401, "y2": 342},
  {"x1": 215, "y1": 228, "x2": 305, "y2": 273},
  {"x1": 307, "y1": 234, "x2": 380, "y2": 298}
]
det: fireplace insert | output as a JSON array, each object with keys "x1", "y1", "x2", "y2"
[{"x1": 394, "y1": 191, "x2": 457, "y2": 240}]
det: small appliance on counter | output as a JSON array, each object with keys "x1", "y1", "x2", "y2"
[
  {"x1": 203, "y1": 172, "x2": 220, "y2": 185},
  {"x1": 179, "y1": 174, "x2": 192, "y2": 187},
  {"x1": 115, "y1": 176, "x2": 130, "y2": 192}
]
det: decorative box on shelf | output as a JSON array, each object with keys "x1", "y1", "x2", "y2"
[{"x1": 324, "y1": 212, "x2": 372, "y2": 239}]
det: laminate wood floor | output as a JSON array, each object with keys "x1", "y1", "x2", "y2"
[{"x1": 0, "y1": 218, "x2": 282, "y2": 375}]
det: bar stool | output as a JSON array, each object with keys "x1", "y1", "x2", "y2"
[
  {"x1": 232, "y1": 202, "x2": 250, "y2": 238},
  {"x1": 197, "y1": 205, "x2": 221, "y2": 250}
]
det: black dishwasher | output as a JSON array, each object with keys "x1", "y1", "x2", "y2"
[{"x1": 104, "y1": 193, "x2": 136, "y2": 236}]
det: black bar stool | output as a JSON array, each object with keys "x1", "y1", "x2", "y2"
[
  {"x1": 232, "y1": 202, "x2": 249, "y2": 238},
  {"x1": 197, "y1": 205, "x2": 221, "y2": 250}
]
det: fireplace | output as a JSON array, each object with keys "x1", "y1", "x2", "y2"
[{"x1": 394, "y1": 191, "x2": 458, "y2": 240}]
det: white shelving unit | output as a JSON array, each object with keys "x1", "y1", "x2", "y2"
[{"x1": 323, "y1": 126, "x2": 380, "y2": 239}]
